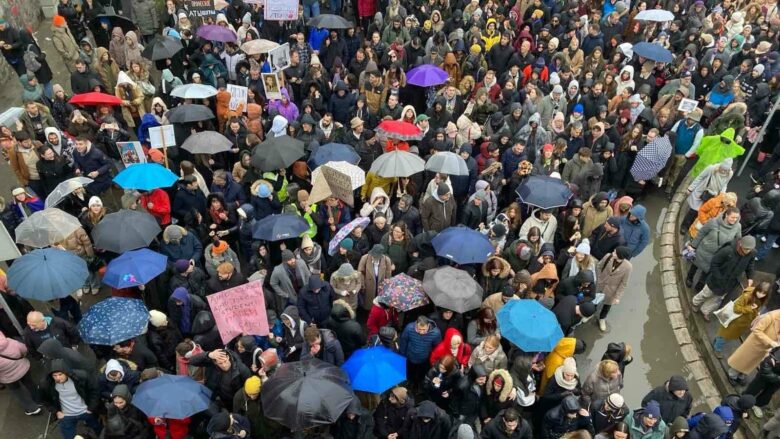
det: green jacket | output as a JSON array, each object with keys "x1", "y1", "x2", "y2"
[{"x1": 625, "y1": 409, "x2": 667, "y2": 439}]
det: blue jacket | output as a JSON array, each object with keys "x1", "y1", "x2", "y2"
[
  {"x1": 73, "y1": 145, "x2": 113, "y2": 194},
  {"x1": 250, "y1": 195, "x2": 282, "y2": 221},
  {"x1": 620, "y1": 204, "x2": 651, "y2": 257},
  {"x1": 160, "y1": 229, "x2": 204, "y2": 263},
  {"x1": 211, "y1": 173, "x2": 247, "y2": 208},
  {"x1": 399, "y1": 321, "x2": 442, "y2": 364},
  {"x1": 451, "y1": 146, "x2": 478, "y2": 196},
  {"x1": 501, "y1": 148, "x2": 527, "y2": 179}
]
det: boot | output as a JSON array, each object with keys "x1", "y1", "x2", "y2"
[{"x1": 599, "y1": 319, "x2": 607, "y2": 332}]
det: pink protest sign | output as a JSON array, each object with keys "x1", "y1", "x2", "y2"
[{"x1": 206, "y1": 280, "x2": 269, "y2": 344}]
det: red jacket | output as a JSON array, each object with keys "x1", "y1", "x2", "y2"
[
  {"x1": 149, "y1": 417, "x2": 190, "y2": 439},
  {"x1": 357, "y1": 0, "x2": 377, "y2": 18},
  {"x1": 366, "y1": 304, "x2": 399, "y2": 339},
  {"x1": 140, "y1": 189, "x2": 171, "y2": 225},
  {"x1": 429, "y1": 327, "x2": 472, "y2": 367}
]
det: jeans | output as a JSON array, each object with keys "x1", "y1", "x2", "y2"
[
  {"x1": 756, "y1": 233, "x2": 780, "y2": 260},
  {"x1": 7, "y1": 371, "x2": 39, "y2": 413},
  {"x1": 59, "y1": 412, "x2": 102, "y2": 439},
  {"x1": 692, "y1": 284, "x2": 723, "y2": 316},
  {"x1": 713, "y1": 335, "x2": 726, "y2": 352},
  {"x1": 54, "y1": 296, "x2": 82, "y2": 323},
  {"x1": 43, "y1": 82, "x2": 53, "y2": 99},
  {"x1": 303, "y1": 2, "x2": 320, "y2": 19}
]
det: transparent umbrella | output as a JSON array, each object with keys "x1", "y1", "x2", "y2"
[
  {"x1": 15, "y1": 208, "x2": 83, "y2": 248},
  {"x1": 44, "y1": 177, "x2": 93, "y2": 208}
]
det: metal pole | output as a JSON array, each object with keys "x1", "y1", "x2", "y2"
[
  {"x1": 738, "y1": 92, "x2": 780, "y2": 176},
  {"x1": 0, "y1": 292, "x2": 24, "y2": 335}
]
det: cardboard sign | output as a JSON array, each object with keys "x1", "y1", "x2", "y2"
[
  {"x1": 262, "y1": 72, "x2": 282, "y2": 100},
  {"x1": 148, "y1": 125, "x2": 176, "y2": 149},
  {"x1": 678, "y1": 98, "x2": 699, "y2": 113},
  {"x1": 207, "y1": 280, "x2": 270, "y2": 344},
  {"x1": 264, "y1": 0, "x2": 297, "y2": 21},
  {"x1": 117, "y1": 141, "x2": 146, "y2": 166},
  {"x1": 227, "y1": 84, "x2": 248, "y2": 111},
  {"x1": 188, "y1": 0, "x2": 217, "y2": 18},
  {"x1": 268, "y1": 42, "x2": 291, "y2": 72}
]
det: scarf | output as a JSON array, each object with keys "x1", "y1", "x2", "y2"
[
  {"x1": 553, "y1": 366, "x2": 578, "y2": 390},
  {"x1": 299, "y1": 244, "x2": 322, "y2": 268}
]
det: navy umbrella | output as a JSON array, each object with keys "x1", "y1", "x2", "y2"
[
  {"x1": 252, "y1": 214, "x2": 310, "y2": 241},
  {"x1": 632, "y1": 42, "x2": 674, "y2": 63},
  {"x1": 431, "y1": 226, "x2": 494, "y2": 264},
  {"x1": 515, "y1": 175, "x2": 573, "y2": 209},
  {"x1": 7, "y1": 248, "x2": 88, "y2": 301},
  {"x1": 78, "y1": 297, "x2": 149, "y2": 345},
  {"x1": 308, "y1": 143, "x2": 360, "y2": 168},
  {"x1": 133, "y1": 375, "x2": 212, "y2": 419}
]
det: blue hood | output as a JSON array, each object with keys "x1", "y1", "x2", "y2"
[{"x1": 629, "y1": 204, "x2": 646, "y2": 221}]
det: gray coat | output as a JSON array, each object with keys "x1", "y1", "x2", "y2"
[
  {"x1": 537, "y1": 94, "x2": 568, "y2": 129},
  {"x1": 131, "y1": 0, "x2": 160, "y2": 36},
  {"x1": 691, "y1": 216, "x2": 741, "y2": 272},
  {"x1": 270, "y1": 258, "x2": 311, "y2": 301}
]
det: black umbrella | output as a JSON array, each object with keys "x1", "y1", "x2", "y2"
[
  {"x1": 166, "y1": 104, "x2": 215, "y2": 124},
  {"x1": 251, "y1": 136, "x2": 305, "y2": 172},
  {"x1": 141, "y1": 36, "x2": 183, "y2": 61},
  {"x1": 261, "y1": 359, "x2": 353, "y2": 431},
  {"x1": 91, "y1": 7, "x2": 136, "y2": 34},
  {"x1": 307, "y1": 14, "x2": 354, "y2": 29},
  {"x1": 92, "y1": 210, "x2": 161, "y2": 253}
]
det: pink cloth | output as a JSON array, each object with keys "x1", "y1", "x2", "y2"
[{"x1": 0, "y1": 332, "x2": 30, "y2": 383}]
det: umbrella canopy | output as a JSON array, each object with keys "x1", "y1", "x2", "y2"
[
  {"x1": 113, "y1": 163, "x2": 179, "y2": 190},
  {"x1": 630, "y1": 135, "x2": 674, "y2": 181},
  {"x1": 181, "y1": 131, "x2": 232, "y2": 155},
  {"x1": 133, "y1": 375, "x2": 212, "y2": 419},
  {"x1": 328, "y1": 217, "x2": 370, "y2": 256},
  {"x1": 103, "y1": 249, "x2": 168, "y2": 289},
  {"x1": 342, "y1": 347, "x2": 406, "y2": 393},
  {"x1": 44, "y1": 176, "x2": 93, "y2": 208},
  {"x1": 69, "y1": 92, "x2": 123, "y2": 106},
  {"x1": 378, "y1": 273, "x2": 430, "y2": 312},
  {"x1": 309, "y1": 161, "x2": 366, "y2": 206},
  {"x1": 497, "y1": 299, "x2": 564, "y2": 352},
  {"x1": 308, "y1": 143, "x2": 361, "y2": 168},
  {"x1": 376, "y1": 120, "x2": 423, "y2": 141},
  {"x1": 515, "y1": 175, "x2": 573, "y2": 209},
  {"x1": 634, "y1": 9, "x2": 675, "y2": 21},
  {"x1": 425, "y1": 151, "x2": 469, "y2": 176},
  {"x1": 15, "y1": 208, "x2": 82, "y2": 248},
  {"x1": 241, "y1": 39, "x2": 279, "y2": 55},
  {"x1": 196, "y1": 24, "x2": 237, "y2": 43},
  {"x1": 92, "y1": 210, "x2": 161, "y2": 253},
  {"x1": 369, "y1": 150, "x2": 426, "y2": 177},
  {"x1": 166, "y1": 104, "x2": 216, "y2": 123},
  {"x1": 632, "y1": 42, "x2": 674, "y2": 63},
  {"x1": 252, "y1": 214, "x2": 310, "y2": 241},
  {"x1": 78, "y1": 297, "x2": 149, "y2": 345},
  {"x1": 7, "y1": 248, "x2": 88, "y2": 301},
  {"x1": 431, "y1": 227, "x2": 494, "y2": 264},
  {"x1": 141, "y1": 36, "x2": 184, "y2": 61},
  {"x1": 251, "y1": 136, "x2": 305, "y2": 172},
  {"x1": 262, "y1": 359, "x2": 353, "y2": 431},
  {"x1": 423, "y1": 266, "x2": 484, "y2": 313},
  {"x1": 91, "y1": 7, "x2": 135, "y2": 33},
  {"x1": 307, "y1": 14, "x2": 353, "y2": 29},
  {"x1": 406, "y1": 64, "x2": 449, "y2": 87},
  {"x1": 170, "y1": 84, "x2": 218, "y2": 100}
]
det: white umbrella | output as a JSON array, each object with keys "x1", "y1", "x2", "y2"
[
  {"x1": 170, "y1": 83, "x2": 218, "y2": 99},
  {"x1": 15, "y1": 208, "x2": 83, "y2": 248},
  {"x1": 369, "y1": 150, "x2": 426, "y2": 177},
  {"x1": 241, "y1": 39, "x2": 279, "y2": 55},
  {"x1": 310, "y1": 161, "x2": 365, "y2": 206},
  {"x1": 425, "y1": 151, "x2": 469, "y2": 176},
  {"x1": 44, "y1": 176, "x2": 94, "y2": 208},
  {"x1": 618, "y1": 42, "x2": 634, "y2": 58},
  {"x1": 634, "y1": 9, "x2": 675, "y2": 22}
]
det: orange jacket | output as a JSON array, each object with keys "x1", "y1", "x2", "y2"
[{"x1": 689, "y1": 193, "x2": 726, "y2": 238}]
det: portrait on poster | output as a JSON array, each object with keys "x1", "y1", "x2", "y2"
[{"x1": 262, "y1": 72, "x2": 282, "y2": 100}]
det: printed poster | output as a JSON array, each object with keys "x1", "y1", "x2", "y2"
[{"x1": 117, "y1": 141, "x2": 146, "y2": 166}]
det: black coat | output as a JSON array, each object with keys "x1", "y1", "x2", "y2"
[
  {"x1": 146, "y1": 324, "x2": 183, "y2": 371},
  {"x1": 23, "y1": 316, "x2": 80, "y2": 358},
  {"x1": 374, "y1": 395, "x2": 415, "y2": 439},
  {"x1": 589, "y1": 225, "x2": 626, "y2": 260},
  {"x1": 401, "y1": 401, "x2": 453, "y2": 439},
  {"x1": 552, "y1": 295, "x2": 583, "y2": 335},
  {"x1": 481, "y1": 411, "x2": 533, "y2": 439},
  {"x1": 297, "y1": 283, "x2": 334, "y2": 327},
  {"x1": 206, "y1": 271, "x2": 247, "y2": 295},
  {"x1": 705, "y1": 240, "x2": 755, "y2": 296},
  {"x1": 189, "y1": 349, "x2": 252, "y2": 407},
  {"x1": 39, "y1": 359, "x2": 100, "y2": 413},
  {"x1": 324, "y1": 301, "x2": 365, "y2": 359},
  {"x1": 641, "y1": 380, "x2": 693, "y2": 424},
  {"x1": 36, "y1": 156, "x2": 74, "y2": 196}
]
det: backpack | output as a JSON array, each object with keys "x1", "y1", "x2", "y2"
[{"x1": 23, "y1": 45, "x2": 42, "y2": 73}]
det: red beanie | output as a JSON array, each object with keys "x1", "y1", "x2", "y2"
[{"x1": 53, "y1": 15, "x2": 67, "y2": 27}]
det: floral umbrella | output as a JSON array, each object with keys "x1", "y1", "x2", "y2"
[
  {"x1": 378, "y1": 273, "x2": 430, "y2": 312},
  {"x1": 327, "y1": 217, "x2": 370, "y2": 256}
]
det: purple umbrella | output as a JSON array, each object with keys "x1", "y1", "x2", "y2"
[
  {"x1": 328, "y1": 217, "x2": 370, "y2": 256},
  {"x1": 196, "y1": 25, "x2": 237, "y2": 43},
  {"x1": 406, "y1": 64, "x2": 449, "y2": 87}
]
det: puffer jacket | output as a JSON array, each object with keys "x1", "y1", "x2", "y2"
[
  {"x1": 325, "y1": 300, "x2": 365, "y2": 358},
  {"x1": 399, "y1": 321, "x2": 442, "y2": 364},
  {"x1": 620, "y1": 204, "x2": 651, "y2": 257},
  {"x1": 0, "y1": 332, "x2": 30, "y2": 384},
  {"x1": 131, "y1": 0, "x2": 160, "y2": 35}
]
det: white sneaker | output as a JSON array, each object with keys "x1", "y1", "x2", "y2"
[
  {"x1": 599, "y1": 319, "x2": 607, "y2": 332},
  {"x1": 773, "y1": 243, "x2": 779, "y2": 249},
  {"x1": 24, "y1": 407, "x2": 41, "y2": 416}
]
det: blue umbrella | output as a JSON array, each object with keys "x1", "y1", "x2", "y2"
[
  {"x1": 308, "y1": 143, "x2": 361, "y2": 168},
  {"x1": 78, "y1": 297, "x2": 149, "y2": 345},
  {"x1": 406, "y1": 64, "x2": 449, "y2": 87},
  {"x1": 497, "y1": 299, "x2": 564, "y2": 352},
  {"x1": 113, "y1": 163, "x2": 179, "y2": 190},
  {"x1": 515, "y1": 175, "x2": 573, "y2": 209},
  {"x1": 252, "y1": 213, "x2": 310, "y2": 241},
  {"x1": 431, "y1": 226, "x2": 494, "y2": 264},
  {"x1": 132, "y1": 375, "x2": 212, "y2": 419},
  {"x1": 342, "y1": 347, "x2": 406, "y2": 393},
  {"x1": 632, "y1": 42, "x2": 674, "y2": 63},
  {"x1": 103, "y1": 249, "x2": 168, "y2": 288},
  {"x1": 7, "y1": 248, "x2": 88, "y2": 301}
]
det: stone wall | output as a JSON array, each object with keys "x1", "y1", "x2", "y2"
[{"x1": 0, "y1": 0, "x2": 42, "y2": 85}]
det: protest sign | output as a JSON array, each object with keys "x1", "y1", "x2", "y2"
[
  {"x1": 268, "y1": 43, "x2": 291, "y2": 71},
  {"x1": 227, "y1": 84, "x2": 249, "y2": 111},
  {"x1": 207, "y1": 280, "x2": 270, "y2": 344},
  {"x1": 148, "y1": 125, "x2": 176, "y2": 149},
  {"x1": 262, "y1": 72, "x2": 282, "y2": 100},
  {"x1": 117, "y1": 141, "x2": 146, "y2": 166},
  {"x1": 188, "y1": 0, "x2": 217, "y2": 18},
  {"x1": 264, "y1": 0, "x2": 297, "y2": 20},
  {"x1": 678, "y1": 98, "x2": 699, "y2": 113}
]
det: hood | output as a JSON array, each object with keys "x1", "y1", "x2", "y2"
[
  {"x1": 116, "y1": 71, "x2": 135, "y2": 86},
  {"x1": 38, "y1": 337, "x2": 67, "y2": 358},
  {"x1": 271, "y1": 115, "x2": 288, "y2": 136},
  {"x1": 400, "y1": 105, "x2": 417, "y2": 121},
  {"x1": 529, "y1": 113, "x2": 541, "y2": 125},
  {"x1": 238, "y1": 335, "x2": 257, "y2": 353},
  {"x1": 486, "y1": 369, "x2": 514, "y2": 402},
  {"x1": 44, "y1": 127, "x2": 63, "y2": 141},
  {"x1": 694, "y1": 413, "x2": 729, "y2": 438},
  {"x1": 602, "y1": 341, "x2": 627, "y2": 363},
  {"x1": 80, "y1": 37, "x2": 94, "y2": 50},
  {"x1": 162, "y1": 225, "x2": 188, "y2": 243},
  {"x1": 95, "y1": 47, "x2": 110, "y2": 63},
  {"x1": 330, "y1": 299, "x2": 356, "y2": 322},
  {"x1": 308, "y1": 274, "x2": 328, "y2": 291},
  {"x1": 369, "y1": 187, "x2": 390, "y2": 205},
  {"x1": 415, "y1": 401, "x2": 439, "y2": 419},
  {"x1": 440, "y1": 327, "x2": 465, "y2": 352},
  {"x1": 574, "y1": 269, "x2": 594, "y2": 285},
  {"x1": 105, "y1": 359, "x2": 125, "y2": 380},
  {"x1": 49, "y1": 358, "x2": 72, "y2": 376},
  {"x1": 334, "y1": 80, "x2": 348, "y2": 93},
  {"x1": 124, "y1": 31, "x2": 139, "y2": 47},
  {"x1": 713, "y1": 406, "x2": 734, "y2": 424},
  {"x1": 282, "y1": 305, "x2": 301, "y2": 328},
  {"x1": 151, "y1": 97, "x2": 168, "y2": 112},
  {"x1": 482, "y1": 256, "x2": 512, "y2": 278},
  {"x1": 619, "y1": 65, "x2": 634, "y2": 81},
  {"x1": 629, "y1": 204, "x2": 646, "y2": 221},
  {"x1": 191, "y1": 310, "x2": 216, "y2": 334},
  {"x1": 111, "y1": 384, "x2": 132, "y2": 402},
  {"x1": 111, "y1": 27, "x2": 125, "y2": 40}
]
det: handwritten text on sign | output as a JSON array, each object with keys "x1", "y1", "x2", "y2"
[
  {"x1": 188, "y1": 0, "x2": 216, "y2": 18},
  {"x1": 264, "y1": 0, "x2": 297, "y2": 20},
  {"x1": 206, "y1": 280, "x2": 269, "y2": 343}
]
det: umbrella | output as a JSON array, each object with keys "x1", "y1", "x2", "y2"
[
  {"x1": 634, "y1": 9, "x2": 675, "y2": 21},
  {"x1": 342, "y1": 347, "x2": 406, "y2": 393},
  {"x1": 515, "y1": 175, "x2": 573, "y2": 209},
  {"x1": 307, "y1": 14, "x2": 353, "y2": 29},
  {"x1": 44, "y1": 176, "x2": 93, "y2": 208},
  {"x1": 78, "y1": 297, "x2": 149, "y2": 345},
  {"x1": 378, "y1": 273, "x2": 429, "y2": 312},
  {"x1": 166, "y1": 103, "x2": 216, "y2": 122},
  {"x1": 425, "y1": 151, "x2": 469, "y2": 176},
  {"x1": 196, "y1": 24, "x2": 238, "y2": 43},
  {"x1": 91, "y1": 8, "x2": 135, "y2": 33},
  {"x1": 497, "y1": 299, "x2": 564, "y2": 352},
  {"x1": 376, "y1": 120, "x2": 423, "y2": 141},
  {"x1": 241, "y1": 39, "x2": 279, "y2": 55},
  {"x1": 133, "y1": 375, "x2": 212, "y2": 419},
  {"x1": 15, "y1": 208, "x2": 83, "y2": 248},
  {"x1": 423, "y1": 266, "x2": 484, "y2": 313},
  {"x1": 432, "y1": 227, "x2": 494, "y2": 264},
  {"x1": 113, "y1": 163, "x2": 179, "y2": 190},
  {"x1": 181, "y1": 131, "x2": 232, "y2": 155},
  {"x1": 0, "y1": 107, "x2": 23, "y2": 127},
  {"x1": 7, "y1": 248, "x2": 88, "y2": 301},
  {"x1": 142, "y1": 36, "x2": 184, "y2": 61},
  {"x1": 170, "y1": 84, "x2": 219, "y2": 100},
  {"x1": 308, "y1": 143, "x2": 361, "y2": 168},
  {"x1": 328, "y1": 217, "x2": 370, "y2": 256},
  {"x1": 309, "y1": 161, "x2": 365, "y2": 206},
  {"x1": 406, "y1": 64, "x2": 449, "y2": 87},
  {"x1": 92, "y1": 210, "x2": 161, "y2": 253},
  {"x1": 632, "y1": 42, "x2": 674, "y2": 63},
  {"x1": 251, "y1": 136, "x2": 305, "y2": 171},
  {"x1": 262, "y1": 359, "x2": 353, "y2": 431},
  {"x1": 369, "y1": 150, "x2": 426, "y2": 177},
  {"x1": 630, "y1": 135, "x2": 674, "y2": 181},
  {"x1": 103, "y1": 249, "x2": 168, "y2": 289},
  {"x1": 252, "y1": 214, "x2": 310, "y2": 241},
  {"x1": 69, "y1": 92, "x2": 123, "y2": 106}
]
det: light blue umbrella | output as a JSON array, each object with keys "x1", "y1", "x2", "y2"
[
  {"x1": 103, "y1": 249, "x2": 168, "y2": 288},
  {"x1": 342, "y1": 347, "x2": 406, "y2": 393},
  {"x1": 133, "y1": 375, "x2": 212, "y2": 419},
  {"x1": 78, "y1": 297, "x2": 149, "y2": 345},
  {"x1": 497, "y1": 299, "x2": 564, "y2": 352},
  {"x1": 113, "y1": 163, "x2": 179, "y2": 190},
  {"x1": 7, "y1": 248, "x2": 88, "y2": 301}
]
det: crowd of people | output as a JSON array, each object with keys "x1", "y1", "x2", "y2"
[{"x1": 0, "y1": 0, "x2": 779, "y2": 438}]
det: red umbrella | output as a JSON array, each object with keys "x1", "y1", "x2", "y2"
[
  {"x1": 69, "y1": 92, "x2": 123, "y2": 106},
  {"x1": 376, "y1": 120, "x2": 423, "y2": 141}
]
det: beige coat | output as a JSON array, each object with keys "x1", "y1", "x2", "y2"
[
  {"x1": 357, "y1": 254, "x2": 393, "y2": 311},
  {"x1": 728, "y1": 309, "x2": 780, "y2": 374},
  {"x1": 60, "y1": 227, "x2": 94, "y2": 258},
  {"x1": 115, "y1": 71, "x2": 146, "y2": 128},
  {"x1": 51, "y1": 25, "x2": 80, "y2": 67},
  {"x1": 596, "y1": 254, "x2": 633, "y2": 305}
]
